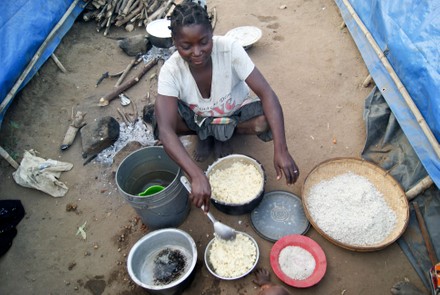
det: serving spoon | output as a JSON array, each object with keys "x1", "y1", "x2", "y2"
[{"x1": 180, "y1": 176, "x2": 236, "y2": 241}]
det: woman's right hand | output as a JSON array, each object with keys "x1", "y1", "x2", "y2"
[{"x1": 189, "y1": 173, "x2": 211, "y2": 212}]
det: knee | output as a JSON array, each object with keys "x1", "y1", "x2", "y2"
[{"x1": 254, "y1": 115, "x2": 269, "y2": 133}]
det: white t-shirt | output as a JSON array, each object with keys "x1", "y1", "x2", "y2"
[{"x1": 158, "y1": 36, "x2": 257, "y2": 118}]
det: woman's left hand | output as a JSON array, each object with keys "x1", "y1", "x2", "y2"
[{"x1": 274, "y1": 150, "x2": 299, "y2": 185}]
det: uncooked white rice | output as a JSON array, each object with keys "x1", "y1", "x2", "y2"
[
  {"x1": 307, "y1": 172, "x2": 397, "y2": 246},
  {"x1": 278, "y1": 246, "x2": 316, "y2": 280},
  {"x1": 208, "y1": 233, "x2": 257, "y2": 278},
  {"x1": 209, "y1": 161, "x2": 263, "y2": 204}
]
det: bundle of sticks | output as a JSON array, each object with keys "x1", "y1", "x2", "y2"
[{"x1": 83, "y1": 0, "x2": 177, "y2": 35}]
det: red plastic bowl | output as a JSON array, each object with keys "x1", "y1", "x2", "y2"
[{"x1": 270, "y1": 234, "x2": 327, "y2": 288}]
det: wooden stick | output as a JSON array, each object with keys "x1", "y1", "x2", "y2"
[
  {"x1": 341, "y1": 0, "x2": 440, "y2": 159},
  {"x1": 0, "y1": 146, "x2": 19, "y2": 169},
  {"x1": 406, "y1": 175, "x2": 434, "y2": 200},
  {"x1": 115, "y1": 1, "x2": 143, "y2": 26},
  {"x1": 99, "y1": 57, "x2": 158, "y2": 106},
  {"x1": 51, "y1": 54, "x2": 67, "y2": 73},
  {"x1": 114, "y1": 56, "x2": 141, "y2": 87},
  {"x1": 362, "y1": 74, "x2": 373, "y2": 88},
  {"x1": 413, "y1": 202, "x2": 438, "y2": 265}
]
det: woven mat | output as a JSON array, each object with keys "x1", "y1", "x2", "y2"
[{"x1": 301, "y1": 157, "x2": 409, "y2": 252}]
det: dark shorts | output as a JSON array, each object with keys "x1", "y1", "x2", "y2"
[{"x1": 153, "y1": 101, "x2": 272, "y2": 142}]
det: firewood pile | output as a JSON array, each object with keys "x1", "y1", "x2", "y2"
[{"x1": 83, "y1": 0, "x2": 178, "y2": 35}]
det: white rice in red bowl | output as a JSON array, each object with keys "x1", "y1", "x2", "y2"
[{"x1": 270, "y1": 234, "x2": 327, "y2": 288}]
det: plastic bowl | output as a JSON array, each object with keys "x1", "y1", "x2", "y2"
[
  {"x1": 204, "y1": 231, "x2": 259, "y2": 280},
  {"x1": 270, "y1": 234, "x2": 327, "y2": 288},
  {"x1": 206, "y1": 154, "x2": 266, "y2": 215}
]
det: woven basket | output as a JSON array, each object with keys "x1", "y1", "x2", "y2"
[{"x1": 301, "y1": 157, "x2": 409, "y2": 252}]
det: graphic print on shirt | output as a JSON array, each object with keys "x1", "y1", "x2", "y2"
[{"x1": 189, "y1": 93, "x2": 236, "y2": 117}]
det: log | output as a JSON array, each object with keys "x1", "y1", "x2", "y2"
[{"x1": 98, "y1": 57, "x2": 159, "y2": 106}]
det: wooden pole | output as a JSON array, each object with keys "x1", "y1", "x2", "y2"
[{"x1": 341, "y1": 0, "x2": 440, "y2": 159}]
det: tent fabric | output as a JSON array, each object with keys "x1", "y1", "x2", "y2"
[
  {"x1": 363, "y1": 87, "x2": 439, "y2": 293},
  {"x1": 398, "y1": 190, "x2": 440, "y2": 292},
  {"x1": 362, "y1": 87, "x2": 429, "y2": 191},
  {"x1": 0, "y1": 0, "x2": 86, "y2": 127},
  {"x1": 335, "y1": 0, "x2": 440, "y2": 189}
]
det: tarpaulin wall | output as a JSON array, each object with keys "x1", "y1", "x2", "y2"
[
  {"x1": 335, "y1": 0, "x2": 440, "y2": 188},
  {"x1": 0, "y1": 0, "x2": 86, "y2": 127}
]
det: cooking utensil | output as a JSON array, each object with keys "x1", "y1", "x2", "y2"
[
  {"x1": 137, "y1": 184, "x2": 164, "y2": 196},
  {"x1": 205, "y1": 231, "x2": 259, "y2": 280},
  {"x1": 146, "y1": 19, "x2": 173, "y2": 48},
  {"x1": 205, "y1": 154, "x2": 266, "y2": 215},
  {"x1": 225, "y1": 26, "x2": 262, "y2": 50},
  {"x1": 250, "y1": 191, "x2": 310, "y2": 242},
  {"x1": 180, "y1": 176, "x2": 236, "y2": 241}
]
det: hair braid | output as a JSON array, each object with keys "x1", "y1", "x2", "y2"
[{"x1": 168, "y1": 2, "x2": 211, "y2": 37}]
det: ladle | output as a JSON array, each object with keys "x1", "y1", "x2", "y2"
[{"x1": 180, "y1": 176, "x2": 236, "y2": 241}]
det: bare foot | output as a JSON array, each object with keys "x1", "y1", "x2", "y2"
[
  {"x1": 390, "y1": 281, "x2": 426, "y2": 295},
  {"x1": 193, "y1": 137, "x2": 213, "y2": 162},
  {"x1": 214, "y1": 139, "x2": 233, "y2": 159}
]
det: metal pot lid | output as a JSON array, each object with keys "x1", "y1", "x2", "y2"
[{"x1": 250, "y1": 191, "x2": 310, "y2": 242}]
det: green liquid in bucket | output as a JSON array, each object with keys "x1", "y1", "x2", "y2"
[{"x1": 132, "y1": 171, "x2": 175, "y2": 197}]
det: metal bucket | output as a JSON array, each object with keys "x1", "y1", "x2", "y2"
[{"x1": 116, "y1": 146, "x2": 190, "y2": 229}]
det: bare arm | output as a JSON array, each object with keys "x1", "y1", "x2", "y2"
[
  {"x1": 245, "y1": 67, "x2": 299, "y2": 184},
  {"x1": 155, "y1": 94, "x2": 211, "y2": 211}
]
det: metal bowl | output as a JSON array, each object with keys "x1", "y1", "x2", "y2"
[
  {"x1": 204, "y1": 231, "x2": 259, "y2": 280},
  {"x1": 127, "y1": 228, "x2": 197, "y2": 294},
  {"x1": 206, "y1": 154, "x2": 266, "y2": 215},
  {"x1": 146, "y1": 19, "x2": 173, "y2": 48}
]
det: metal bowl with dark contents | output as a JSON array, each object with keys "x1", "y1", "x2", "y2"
[
  {"x1": 206, "y1": 154, "x2": 266, "y2": 215},
  {"x1": 146, "y1": 19, "x2": 173, "y2": 48}
]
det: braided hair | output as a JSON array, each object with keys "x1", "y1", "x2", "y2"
[{"x1": 168, "y1": 1, "x2": 212, "y2": 37}]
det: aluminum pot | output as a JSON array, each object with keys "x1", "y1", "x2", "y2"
[
  {"x1": 147, "y1": 19, "x2": 173, "y2": 48},
  {"x1": 206, "y1": 154, "x2": 266, "y2": 215},
  {"x1": 204, "y1": 231, "x2": 260, "y2": 280},
  {"x1": 127, "y1": 228, "x2": 197, "y2": 295}
]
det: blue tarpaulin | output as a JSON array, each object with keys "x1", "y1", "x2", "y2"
[
  {"x1": 335, "y1": 0, "x2": 440, "y2": 189},
  {"x1": 0, "y1": 0, "x2": 86, "y2": 127}
]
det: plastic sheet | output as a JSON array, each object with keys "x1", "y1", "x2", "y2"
[
  {"x1": 363, "y1": 87, "x2": 439, "y2": 292},
  {"x1": 335, "y1": 0, "x2": 440, "y2": 189},
  {"x1": 0, "y1": 0, "x2": 86, "y2": 127}
]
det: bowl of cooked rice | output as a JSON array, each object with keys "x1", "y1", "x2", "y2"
[
  {"x1": 204, "y1": 231, "x2": 259, "y2": 280},
  {"x1": 206, "y1": 154, "x2": 266, "y2": 215}
]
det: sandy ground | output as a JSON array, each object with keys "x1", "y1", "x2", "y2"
[{"x1": 0, "y1": 0, "x2": 427, "y2": 294}]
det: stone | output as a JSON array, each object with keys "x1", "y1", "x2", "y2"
[{"x1": 80, "y1": 116, "x2": 120, "y2": 158}]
